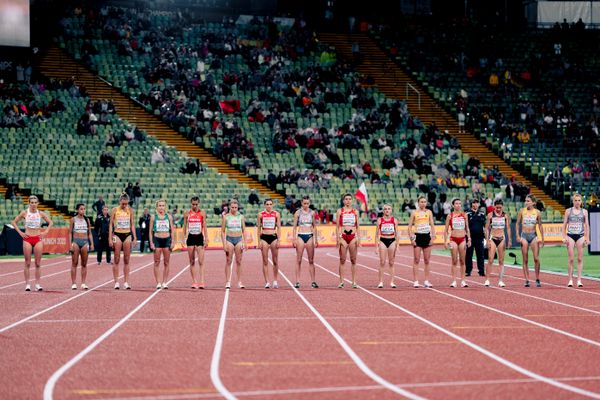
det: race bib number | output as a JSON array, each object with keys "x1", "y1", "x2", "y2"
[
  {"x1": 262, "y1": 216, "x2": 276, "y2": 229},
  {"x1": 568, "y1": 222, "x2": 583, "y2": 234},
  {"x1": 416, "y1": 223, "x2": 430, "y2": 234},
  {"x1": 155, "y1": 219, "x2": 170, "y2": 232},
  {"x1": 452, "y1": 218, "x2": 465, "y2": 230},
  {"x1": 381, "y1": 223, "x2": 395, "y2": 235},
  {"x1": 188, "y1": 222, "x2": 202, "y2": 235},
  {"x1": 116, "y1": 219, "x2": 130, "y2": 230},
  {"x1": 342, "y1": 213, "x2": 356, "y2": 227}
]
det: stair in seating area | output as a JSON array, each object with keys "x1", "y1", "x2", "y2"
[
  {"x1": 319, "y1": 32, "x2": 564, "y2": 214},
  {"x1": 37, "y1": 44, "x2": 284, "y2": 203}
]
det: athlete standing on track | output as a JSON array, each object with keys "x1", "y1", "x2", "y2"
[
  {"x1": 149, "y1": 199, "x2": 174, "y2": 290},
  {"x1": 257, "y1": 199, "x2": 281, "y2": 289},
  {"x1": 183, "y1": 196, "x2": 208, "y2": 289},
  {"x1": 408, "y1": 196, "x2": 436, "y2": 288},
  {"x1": 484, "y1": 199, "x2": 512, "y2": 287},
  {"x1": 109, "y1": 193, "x2": 136, "y2": 290},
  {"x1": 444, "y1": 199, "x2": 471, "y2": 288},
  {"x1": 12, "y1": 195, "x2": 53, "y2": 291},
  {"x1": 69, "y1": 203, "x2": 93, "y2": 290},
  {"x1": 292, "y1": 196, "x2": 319, "y2": 289},
  {"x1": 336, "y1": 193, "x2": 361, "y2": 288},
  {"x1": 562, "y1": 193, "x2": 589, "y2": 287},
  {"x1": 516, "y1": 194, "x2": 545, "y2": 287},
  {"x1": 375, "y1": 204, "x2": 400, "y2": 288},
  {"x1": 222, "y1": 199, "x2": 246, "y2": 289}
]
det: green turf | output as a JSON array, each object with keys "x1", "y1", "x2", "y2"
[
  {"x1": 433, "y1": 245, "x2": 600, "y2": 278},
  {"x1": 0, "y1": 254, "x2": 67, "y2": 260}
]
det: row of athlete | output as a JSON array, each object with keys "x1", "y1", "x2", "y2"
[{"x1": 11, "y1": 192, "x2": 589, "y2": 292}]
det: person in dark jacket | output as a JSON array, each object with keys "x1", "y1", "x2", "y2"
[
  {"x1": 465, "y1": 198, "x2": 486, "y2": 276},
  {"x1": 94, "y1": 206, "x2": 111, "y2": 264},
  {"x1": 138, "y1": 208, "x2": 151, "y2": 252}
]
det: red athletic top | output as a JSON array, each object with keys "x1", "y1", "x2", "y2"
[
  {"x1": 260, "y1": 210, "x2": 277, "y2": 230},
  {"x1": 378, "y1": 216, "x2": 396, "y2": 236},
  {"x1": 339, "y1": 209, "x2": 358, "y2": 228},
  {"x1": 187, "y1": 210, "x2": 204, "y2": 235},
  {"x1": 449, "y1": 212, "x2": 466, "y2": 231}
]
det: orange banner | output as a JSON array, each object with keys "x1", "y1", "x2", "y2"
[{"x1": 42, "y1": 228, "x2": 70, "y2": 253}]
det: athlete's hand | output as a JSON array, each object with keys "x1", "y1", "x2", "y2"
[
  {"x1": 444, "y1": 241, "x2": 450, "y2": 250},
  {"x1": 293, "y1": 240, "x2": 297, "y2": 248},
  {"x1": 90, "y1": 244, "x2": 95, "y2": 252},
  {"x1": 508, "y1": 240, "x2": 513, "y2": 248},
  {"x1": 150, "y1": 244, "x2": 154, "y2": 251},
  {"x1": 18, "y1": 231, "x2": 27, "y2": 239},
  {"x1": 315, "y1": 239, "x2": 319, "y2": 248},
  {"x1": 109, "y1": 236, "x2": 115, "y2": 248},
  {"x1": 562, "y1": 236, "x2": 567, "y2": 244},
  {"x1": 540, "y1": 240, "x2": 545, "y2": 249}
]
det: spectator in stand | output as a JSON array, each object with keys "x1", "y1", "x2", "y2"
[
  {"x1": 100, "y1": 151, "x2": 116, "y2": 169},
  {"x1": 138, "y1": 208, "x2": 151, "y2": 253},
  {"x1": 92, "y1": 195, "x2": 105, "y2": 216},
  {"x1": 248, "y1": 189, "x2": 260, "y2": 205},
  {"x1": 132, "y1": 182, "x2": 142, "y2": 208}
]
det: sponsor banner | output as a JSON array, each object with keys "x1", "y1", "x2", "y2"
[
  {"x1": 541, "y1": 223, "x2": 566, "y2": 242},
  {"x1": 42, "y1": 228, "x2": 70, "y2": 253}
]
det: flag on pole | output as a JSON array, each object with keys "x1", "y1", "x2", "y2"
[{"x1": 355, "y1": 182, "x2": 368, "y2": 212}]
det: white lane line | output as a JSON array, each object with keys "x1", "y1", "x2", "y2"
[
  {"x1": 0, "y1": 259, "x2": 158, "y2": 334},
  {"x1": 43, "y1": 262, "x2": 191, "y2": 400},
  {"x1": 89, "y1": 375, "x2": 600, "y2": 400},
  {"x1": 0, "y1": 258, "x2": 70, "y2": 277},
  {"x1": 209, "y1": 257, "x2": 237, "y2": 400},
  {"x1": 272, "y1": 261, "x2": 426, "y2": 400},
  {"x1": 330, "y1": 254, "x2": 600, "y2": 348},
  {"x1": 0, "y1": 267, "x2": 72, "y2": 290},
  {"x1": 315, "y1": 257, "x2": 600, "y2": 399},
  {"x1": 26, "y1": 316, "x2": 413, "y2": 324},
  {"x1": 360, "y1": 252, "x2": 600, "y2": 315}
]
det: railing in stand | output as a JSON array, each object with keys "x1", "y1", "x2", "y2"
[{"x1": 405, "y1": 83, "x2": 420, "y2": 110}]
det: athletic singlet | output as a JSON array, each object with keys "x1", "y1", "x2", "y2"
[
  {"x1": 491, "y1": 212, "x2": 506, "y2": 230},
  {"x1": 413, "y1": 210, "x2": 431, "y2": 234},
  {"x1": 339, "y1": 209, "x2": 357, "y2": 228},
  {"x1": 260, "y1": 210, "x2": 277, "y2": 230},
  {"x1": 187, "y1": 210, "x2": 203, "y2": 235},
  {"x1": 73, "y1": 217, "x2": 89, "y2": 234},
  {"x1": 567, "y1": 208, "x2": 585, "y2": 235},
  {"x1": 521, "y1": 208, "x2": 538, "y2": 228},
  {"x1": 297, "y1": 209, "x2": 313, "y2": 227},
  {"x1": 153, "y1": 213, "x2": 171, "y2": 233},
  {"x1": 25, "y1": 210, "x2": 41, "y2": 229},
  {"x1": 379, "y1": 216, "x2": 396, "y2": 236},
  {"x1": 225, "y1": 214, "x2": 243, "y2": 233},
  {"x1": 113, "y1": 207, "x2": 131, "y2": 233},
  {"x1": 449, "y1": 212, "x2": 466, "y2": 231}
]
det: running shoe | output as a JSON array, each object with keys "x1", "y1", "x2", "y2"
[
  {"x1": 71, "y1": 283, "x2": 77, "y2": 290},
  {"x1": 461, "y1": 280, "x2": 468, "y2": 288},
  {"x1": 272, "y1": 281, "x2": 279, "y2": 289},
  {"x1": 498, "y1": 281, "x2": 506, "y2": 288},
  {"x1": 35, "y1": 284, "x2": 43, "y2": 292},
  {"x1": 264, "y1": 282, "x2": 270, "y2": 289},
  {"x1": 377, "y1": 282, "x2": 384, "y2": 288},
  {"x1": 424, "y1": 281, "x2": 433, "y2": 288},
  {"x1": 311, "y1": 282, "x2": 319, "y2": 289},
  {"x1": 124, "y1": 282, "x2": 131, "y2": 290},
  {"x1": 191, "y1": 283, "x2": 199, "y2": 289},
  {"x1": 162, "y1": 283, "x2": 168, "y2": 289},
  {"x1": 390, "y1": 283, "x2": 397, "y2": 288},
  {"x1": 294, "y1": 282, "x2": 300, "y2": 289},
  {"x1": 536, "y1": 279, "x2": 541, "y2": 288},
  {"x1": 81, "y1": 283, "x2": 89, "y2": 290},
  {"x1": 199, "y1": 283, "x2": 205, "y2": 289},
  {"x1": 114, "y1": 282, "x2": 120, "y2": 290},
  {"x1": 567, "y1": 280, "x2": 573, "y2": 287},
  {"x1": 465, "y1": 273, "x2": 471, "y2": 277},
  {"x1": 450, "y1": 280, "x2": 457, "y2": 288},
  {"x1": 338, "y1": 282, "x2": 345, "y2": 289},
  {"x1": 352, "y1": 282, "x2": 358, "y2": 289},
  {"x1": 156, "y1": 283, "x2": 162, "y2": 290},
  {"x1": 238, "y1": 282, "x2": 245, "y2": 289},
  {"x1": 577, "y1": 280, "x2": 583, "y2": 288},
  {"x1": 484, "y1": 279, "x2": 490, "y2": 287},
  {"x1": 413, "y1": 281, "x2": 420, "y2": 288},
  {"x1": 524, "y1": 280, "x2": 530, "y2": 287},
  {"x1": 25, "y1": 284, "x2": 31, "y2": 292},
  {"x1": 225, "y1": 282, "x2": 231, "y2": 289}
]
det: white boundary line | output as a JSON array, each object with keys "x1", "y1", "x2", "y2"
[
  {"x1": 273, "y1": 260, "x2": 426, "y2": 400},
  {"x1": 360, "y1": 252, "x2": 600, "y2": 315},
  {"x1": 0, "y1": 267, "x2": 72, "y2": 290},
  {"x1": 0, "y1": 259, "x2": 158, "y2": 334},
  {"x1": 43, "y1": 263, "x2": 191, "y2": 400},
  {"x1": 0, "y1": 258, "x2": 70, "y2": 277},
  {"x1": 328, "y1": 254, "x2": 600, "y2": 348},
  {"x1": 209, "y1": 256, "x2": 237, "y2": 400},
  {"x1": 314, "y1": 258, "x2": 600, "y2": 399}
]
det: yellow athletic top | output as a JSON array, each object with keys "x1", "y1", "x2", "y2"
[
  {"x1": 521, "y1": 208, "x2": 538, "y2": 229},
  {"x1": 413, "y1": 210, "x2": 431, "y2": 234},
  {"x1": 114, "y1": 207, "x2": 132, "y2": 233}
]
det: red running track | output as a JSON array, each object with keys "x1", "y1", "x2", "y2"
[{"x1": 0, "y1": 246, "x2": 598, "y2": 400}]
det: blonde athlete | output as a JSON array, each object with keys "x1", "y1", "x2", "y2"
[
  {"x1": 516, "y1": 194, "x2": 545, "y2": 287},
  {"x1": 444, "y1": 199, "x2": 471, "y2": 288},
  {"x1": 257, "y1": 199, "x2": 281, "y2": 289},
  {"x1": 109, "y1": 193, "x2": 137, "y2": 290},
  {"x1": 12, "y1": 195, "x2": 53, "y2": 291},
  {"x1": 375, "y1": 204, "x2": 400, "y2": 288},
  {"x1": 183, "y1": 196, "x2": 209, "y2": 289},
  {"x1": 149, "y1": 199, "x2": 174, "y2": 289},
  {"x1": 69, "y1": 203, "x2": 93, "y2": 290},
  {"x1": 562, "y1": 194, "x2": 589, "y2": 287},
  {"x1": 408, "y1": 196, "x2": 436, "y2": 288},
  {"x1": 484, "y1": 199, "x2": 512, "y2": 287},
  {"x1": 335, "y1": 193, "x2": 361, "y2": 288},
  {"x1": 292, "y1": 196, "x2": 319, "y2": 289},
  {"x1": 221, "y1": 199, "x2": 246, "y2": 289}
]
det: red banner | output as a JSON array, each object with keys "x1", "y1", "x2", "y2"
[{"x1": 42, "y1": 228, "x2": 70, "y2": 253}]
